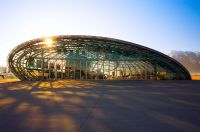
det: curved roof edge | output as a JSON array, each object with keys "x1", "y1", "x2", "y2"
[{"x1": 8, "y1": 35, "x2": 192, "y2": 80}]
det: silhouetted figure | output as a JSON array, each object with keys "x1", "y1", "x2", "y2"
[{"x1": 0, "y1": 74, "x2": 4, "y2": 79}]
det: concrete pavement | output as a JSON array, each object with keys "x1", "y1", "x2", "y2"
[{"x1": 0, "y1": 80, "x2": 200, "y2": 132}]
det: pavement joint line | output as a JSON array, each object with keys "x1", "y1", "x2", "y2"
[{"x1": 77, "y1": 92, "x2": 104, "y2": 132}]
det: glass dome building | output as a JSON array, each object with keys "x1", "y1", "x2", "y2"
[{"x1": 8, "y1": 35, "x2": 191, "y2": 81}]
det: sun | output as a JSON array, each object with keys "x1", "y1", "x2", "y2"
[{"x1": 45, "y1": 38, "x2": 53, "y2": 47}]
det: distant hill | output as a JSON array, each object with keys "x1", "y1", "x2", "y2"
[{"x1": 169, "y1": 51, "x2": 200, "y2": 75}]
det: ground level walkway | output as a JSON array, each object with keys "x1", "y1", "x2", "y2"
[{"x1": 0, "y1": 80, "x2": 200, "y2": 132}]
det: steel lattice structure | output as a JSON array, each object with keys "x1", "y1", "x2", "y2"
[{"x1": 8, "y1": 35, "x2": 191, "y2": 81}]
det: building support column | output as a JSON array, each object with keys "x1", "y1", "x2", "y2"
[
  {"x1": 74, "y1": 60, "x2": 75, "y2": 80},
  {"x1": 145, "y1": 62, "x2": 147, "y2": 80},
  {"x1": 86, "y1": 61, "x2": 88, "y2": 80},
  {"x1": 154, "y1": 63, "x2": 157, "y2": 80},
  {"x1": 103, "y1": 60, "x2": 105, "y2": 80},
  {"x1": 42, "y1": 49, "x2": 44, "y2": 80},
  {"x1": 80, "y1": 60, "x2": 81, "y2": 80}
]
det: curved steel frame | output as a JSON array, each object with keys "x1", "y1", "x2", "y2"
[{"x1": 8, "y1": 35, "x2": 191, "y2": 80}]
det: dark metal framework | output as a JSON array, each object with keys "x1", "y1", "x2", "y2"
[{"x1": 8, "y1": 35, "x2": 191, "y2": 81}]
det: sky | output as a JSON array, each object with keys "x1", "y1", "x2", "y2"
[{"x1": 0, "y1": 0, "x2": 199, "y2": 66}]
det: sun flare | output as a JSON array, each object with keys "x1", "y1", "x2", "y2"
[{"x1": 45, "y1": 38, "x2": 53, "y2": 47}]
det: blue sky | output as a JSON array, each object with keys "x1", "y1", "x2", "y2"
[{"x1": 0, "y1": 0, "x2": 199, "y2": 66}]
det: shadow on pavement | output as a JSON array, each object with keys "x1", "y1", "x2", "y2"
[{"x1": 0, "y1": 80, "x2": 200, "y2": 132}]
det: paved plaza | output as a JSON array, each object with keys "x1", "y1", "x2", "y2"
[{"x1": 0, "y1": 80, "x2": 200, "y2": 132}]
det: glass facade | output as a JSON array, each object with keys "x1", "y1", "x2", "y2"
[{"x1": 8, "y1": 35, "x2": 191, "y2": 80}]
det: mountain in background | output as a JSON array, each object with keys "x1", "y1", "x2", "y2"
[{"x1": 169, "y1": 51, "x2": 200, "y2": 75}]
